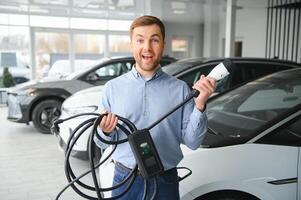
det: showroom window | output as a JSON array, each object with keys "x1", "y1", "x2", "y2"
[
  {"x1": 74, "y1": 33, "x2": 105, "y2": 58},
  {"x1": 0, "y1": 25, "x2": 30, "y2": 69},
  {"x1": 171, "y1": 37, "x2": 191, "y2": 59},
  {"x1": 109, "y1": 35, "x2": 131, "y2": 57},
  {"x1": 35, "y1": 31, "x2": 69, "y2": 78}
]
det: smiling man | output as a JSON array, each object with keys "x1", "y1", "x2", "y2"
[{"x1": 95, "y1": 15, "x2": 216, "y2": 199}]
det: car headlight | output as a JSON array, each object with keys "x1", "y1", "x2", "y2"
[
  {"x1": 62, "y1": 105, "x2": 98, "y2": 116},
  {"x1": 18, "y1": 88, "x2": 36, "y2": 96}
]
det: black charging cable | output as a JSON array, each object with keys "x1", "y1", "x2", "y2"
[
  {"x1": 53, "y1": 89, "x2": 199, "y2": 200},
  {"x1": 54, "y1": 113, "x2": 140, "y2": 200}
]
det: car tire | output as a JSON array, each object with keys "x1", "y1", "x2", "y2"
[
  {"x1": 197, "y1": 191, "x2": 259, "y2": 200},
  {"x1": 32, "y1": 99, "x2": 62, "y2": 134}
]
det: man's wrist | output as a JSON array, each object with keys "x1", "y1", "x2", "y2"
[{"x1": 196, "y1": 104, "x2": 206, "y2": 113}]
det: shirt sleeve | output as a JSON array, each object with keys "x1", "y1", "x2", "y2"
[
  {"x1": 93, "y1": 82, "x2": 116, "y2": 149},
  {"x1": 181, "y1": 87, "x2": 208, "y2": 150}
]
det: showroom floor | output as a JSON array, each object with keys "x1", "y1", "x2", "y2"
[{"x1": 0, "y1": 105, "x2": 97, "y2": 200}]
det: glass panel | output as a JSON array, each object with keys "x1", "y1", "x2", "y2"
[
  {"x1": 109, "y1": 35, "x2": 131, "y2": 57},
  {"x1": 8, "y1": 14, "x2": 29, "y2": 26},
  {"x1": 93, "y1": 61, "x2": 132, "y2": 78},
  {"x1": 0, "y1": 26, "x2": 30, "y2": 66},
  {"x1": 73, "y1": 0, "x2": 106, "y2": 9},
  {"x1": 0, "y1": 25, "x2": 30, "y2": 84},
  {"x1": 70, "y1": 18, "x2": 106, "y2": 30},
  {"x1": 74, "y1": 33, "x2": 105, "y2": 57},
  {"x1": 171, "y1": 37, "x2": 190, "y2": 59},
  {"x1": 33, "y1": 0, "x2": 68, "y2": 6},
  {"x1": 108, "y1": 20, "x2": 132, "y2": 31},
  {"x1": 0, "y1": 14, "x2": 8, "y2": 25},
  {"x1": 208, "y1": 70, "x2": 301, "y2": 138},
  {"x1": 35, "y1": 32, "x2": 69, "y2": 78},
  {"x1": 172, "y1": 38, "x2": 188, "y2": 52},
  {"x1": 30, "y1": 16, "x2": 68, "y2": 28}
]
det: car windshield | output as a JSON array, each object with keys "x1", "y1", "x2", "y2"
[{"x1": 207, "y1": 68, "x2": 301, "y2": 139}]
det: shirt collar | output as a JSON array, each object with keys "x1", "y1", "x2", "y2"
[{"x1": 131, "y1": 64, "x2": 163, "y2": 81}]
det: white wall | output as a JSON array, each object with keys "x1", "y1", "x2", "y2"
[
  {"x1": 235, "y1": 0, "x2": 268, "y2": 57},
  {"x1": 159, "y1": 0, "x2": 270, "y2": 59}
]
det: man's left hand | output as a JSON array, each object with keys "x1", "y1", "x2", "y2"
[{"x1": 192, "y1": 75, "x2": 216, "y2": 112}]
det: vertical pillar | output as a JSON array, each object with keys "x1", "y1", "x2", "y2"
[
  {"x1": 203, "y1": 0, "x2": 220, "y2": 57},
  {"x1": 29, "y1": 27, "x2": 36, "y2": 80},
  {"x1": 69, "y1": 32, "x2": 74, "y2": 73},
  {"x1": 225, "y1": 0, "x2": 236, "y2": 57}
]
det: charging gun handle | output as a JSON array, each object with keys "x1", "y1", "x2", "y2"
[{"x1": 191, "y1": 89, "x2": 200, "y2": 98}]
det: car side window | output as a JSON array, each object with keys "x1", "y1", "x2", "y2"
[
  {"x1": 178, "y1": 64, "x2": 232, "y2": 93},
  {"x1": 177, "y1": 65, "x2": 213, "y2": 88},
  {"x1": 86, "y1": 62, "x2": 132, "y2": 81},
  {"x1": 237, "y1": 63, "x2": 291, "y2": 83},
  {"x1": 257, "y1": 117, "x2": 301, "y2": 147}
]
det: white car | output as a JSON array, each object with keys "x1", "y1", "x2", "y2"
[
  {"x1": 58, "y1": 68, "x2": 301, "y2": 199},
  {"x1": 57, "y1": 57, "x2": 301, "y2": 160},
  {"x1": 58, "y1": 85, "x2": 104, "y2": 160}
]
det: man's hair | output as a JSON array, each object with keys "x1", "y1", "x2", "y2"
[{"x1": 130, "y1": 15, "x2": 165, "y2": 41}]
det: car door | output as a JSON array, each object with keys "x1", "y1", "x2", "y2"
[
  {"x1": 83, "y1": 60, "x2": 134, "y2": 86},
  {"x1": 232, "y1": 75, "x2": 301, "y2": 199},
  {"x1": 254, "y1": 115, "x2": 301, "y2": 200}
]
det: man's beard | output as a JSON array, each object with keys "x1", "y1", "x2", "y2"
[{"x1": 136, "y1": 60, "x2": 160, "y2": 72}]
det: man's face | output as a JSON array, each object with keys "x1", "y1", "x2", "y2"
[{"x1": 131, "y1": 24, "x2": 165, "y2": 74}]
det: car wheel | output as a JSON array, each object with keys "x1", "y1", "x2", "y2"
[
  {"x1": 197, "y1": 191, "x2": 259, "y2": 200},
  {"x1": 32, "y1": 99, "x2": 62, "y2": 134}
]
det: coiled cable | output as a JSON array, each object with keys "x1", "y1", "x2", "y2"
[
  {"x1": 53, "y1": 89, "x2": 199, "y2": 200},
  {"x1": 53, "y1": 113, "x2": 156, "y2": 200}
]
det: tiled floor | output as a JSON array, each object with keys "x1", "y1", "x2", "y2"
[{"x1": 0, "y1": 106, "x2": 99, "y2": 200}]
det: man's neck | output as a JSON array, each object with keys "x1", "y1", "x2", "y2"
[{"x1": 135, "y1": 65, "x2": 160, "y2": 79}]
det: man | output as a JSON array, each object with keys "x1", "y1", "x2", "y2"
[{"x1": 95, "y1": 15, "x2": 216, "y2": 199}]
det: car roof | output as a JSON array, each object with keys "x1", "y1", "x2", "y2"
[
  {"x1": 69, "y1": 56, "x2": 176, "y2": 80},
  {"x1": 163, "y1": 57, "x2": 301, "y2": 76}
]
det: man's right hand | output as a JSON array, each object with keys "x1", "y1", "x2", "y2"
[{"x1": 99, "y1": 112, "x2": 118, "y2": 135}]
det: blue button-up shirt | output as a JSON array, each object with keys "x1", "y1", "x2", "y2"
[{"x1": 95, "y1": 66, "x2": 208, "y2": 170}]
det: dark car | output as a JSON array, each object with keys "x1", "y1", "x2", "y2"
[
  {"x1": 6, "y1": 56, "x2": 176, "y2": 133},
  {"x1": 162, "y1": 57, "x2": 301, "y2": 94}
]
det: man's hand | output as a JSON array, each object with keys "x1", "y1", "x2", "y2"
[
  {"x1": 99, "y1": 112, "x2": 118, "y2": 135},
  {"x1": 192, "y1": 75, "x2": 216, "y2": 112}
]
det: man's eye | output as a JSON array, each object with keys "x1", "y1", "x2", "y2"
[
  {"x1": 137, "y1": 39, "x2": 143, "y2": 44},
  {"x1": 152, "y1": 38, "x2": 160, "y2": 43}
]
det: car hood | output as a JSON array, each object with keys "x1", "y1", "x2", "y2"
[{"x1": 7, "y1": 78, "x2": 84, "y2": 94}]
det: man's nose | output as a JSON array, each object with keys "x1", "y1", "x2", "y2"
[{"x1": 143, "y1": 40, "x2": 152, "y2": 50}]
